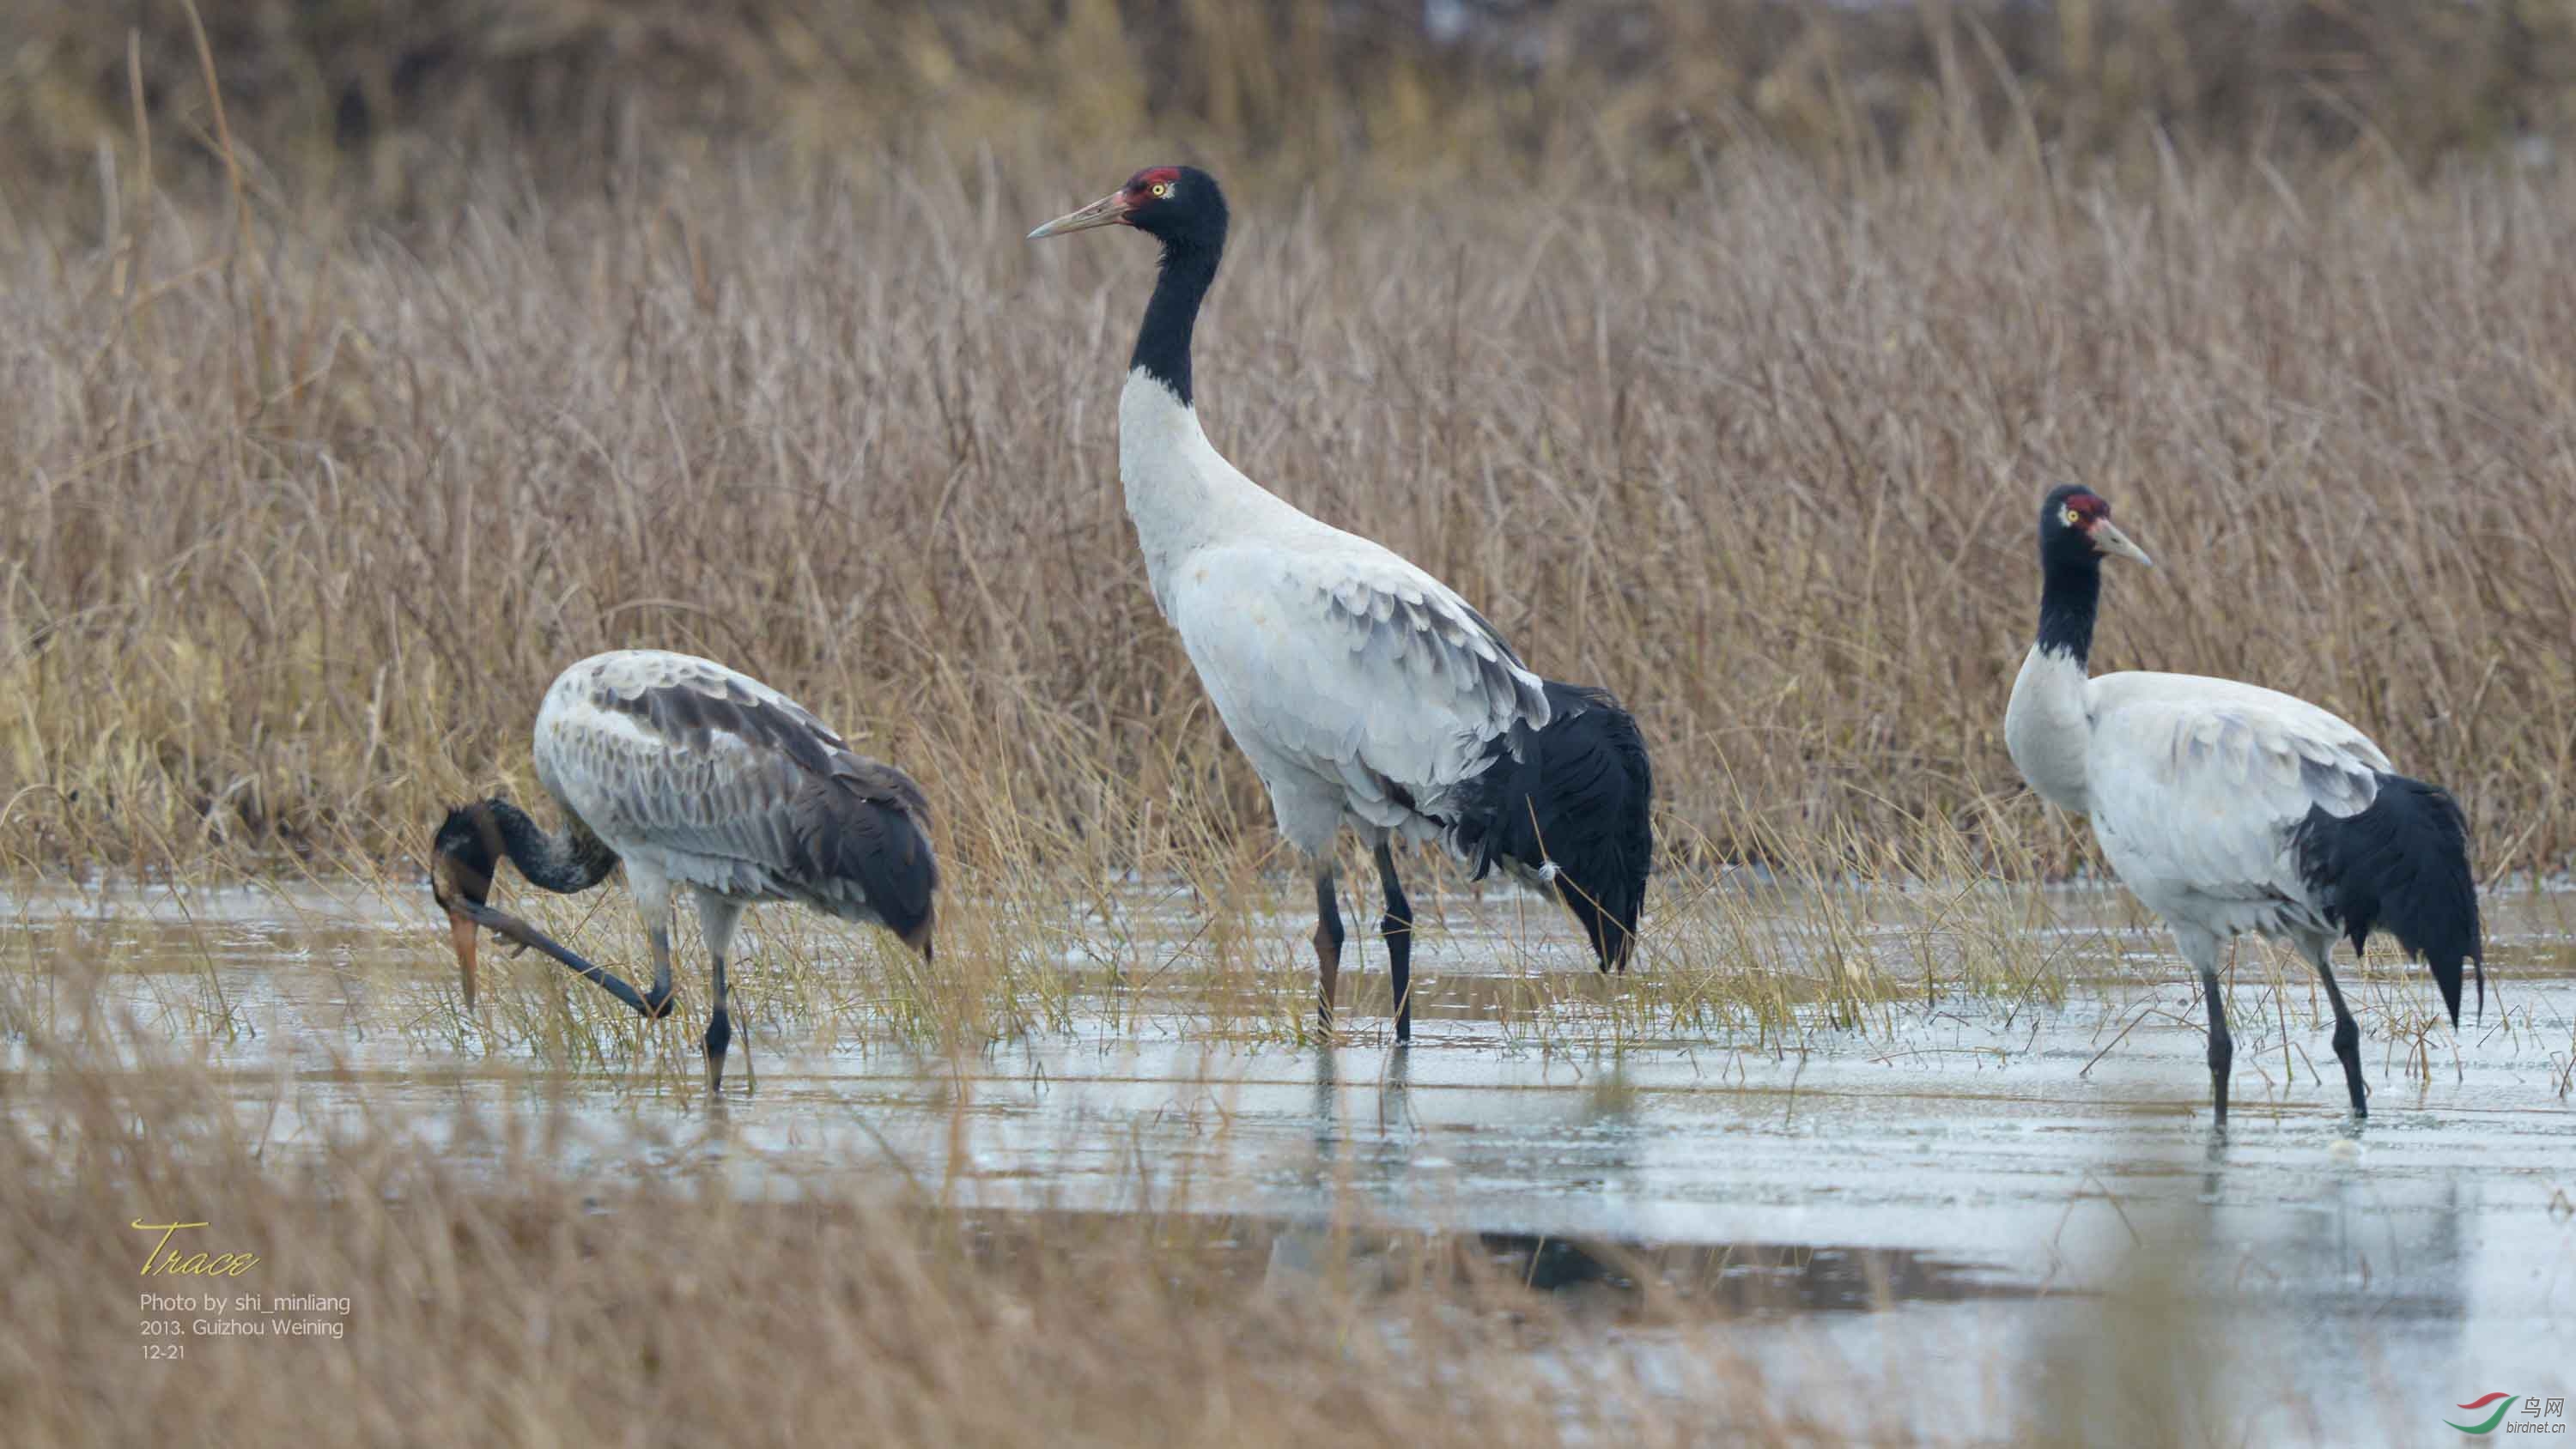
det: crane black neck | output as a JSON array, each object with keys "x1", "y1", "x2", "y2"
[
  {"x1": 483, "y1": 797, "x2": 619, "y2": 895},
  {"x1": 2036, "y1": 553, "x2": 2101, "y2": 664},
  {"x1": 1131, "y1": 231, "x2": 1221, "y2": 408}
]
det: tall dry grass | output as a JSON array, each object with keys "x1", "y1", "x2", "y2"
[
  {"x1": 3, "y1": 15, "x2": 2561, "y2": 1445},
  {"x1": 2, "y1": 3, "x2": 2573, "y2": 900},
  {"x1": 7, "y1": 0, "x2": 2569, "y2": 203},
  {"x1": 6, "y1": 138, "x2": 2573, "y2": 889}
]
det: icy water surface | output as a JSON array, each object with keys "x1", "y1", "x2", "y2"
[{"x1": 7, "y1": 878, "x2": 2573, "y2": 1443}]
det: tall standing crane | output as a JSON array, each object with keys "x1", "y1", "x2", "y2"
[
  {"x1": 1030, "y1": 166, "x2": 1654, "y2": 1042},
  {"x1": 2003, "y1": 484, "x2": 2481, "y2": 1123}
]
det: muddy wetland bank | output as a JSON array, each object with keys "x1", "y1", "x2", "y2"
[{"x1": 8, "y1": 4, "x2": 2576, "y2": 1446}]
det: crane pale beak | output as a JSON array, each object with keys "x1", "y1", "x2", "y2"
[
  {"x1": 447, "y1": 902, "x2": 480, "y2": 1008},
  {"x1": 1027, "y1": 190, "x2": 1131, "y2": 240},
  {"x1": 2093, "y1": 520, "x2": 2154, "y2": 567}
]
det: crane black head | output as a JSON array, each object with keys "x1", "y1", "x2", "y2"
[
  {"x1": 2034, "y1": 484, "x2": 2154, "y2": 661},
  {"x1": 429, "y1": 803, "x2": 503, "y2": 1006},
  {"x1": 2038, "y1": 484, "x2": 2154, "y2": 573},
  {"x1": 429, "y1": 798, "x2": 610, "y2": 1010},
  {"x1": 431, "y1": 803, "x2": 500, "y2": 900},
  {"x1": 1028, "y1": 166, "x2": 1230, "y2": 405},
  {"x1": 1025, "y1": 165, "x2": 1228, "y2": 256}
]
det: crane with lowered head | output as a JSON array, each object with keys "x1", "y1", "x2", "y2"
[{"x1": 432, "y1": 650, "x2": 937, "y2": 1090}]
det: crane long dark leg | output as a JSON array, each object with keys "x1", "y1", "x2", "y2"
[
  {"x1": 2203, "y1": 964, "x2": 2233, "y2": 1126},
  {"x1": 642, "y1": 926, "x2": 678, "y2": 1021},
  {"x1": 1373, "y1": 840, "x2": 1413, "y2": 1046},
  {"x1": 695, "y1": 892, "x2": 745, "y2": 1094},
  {"x1": 628, "y1": 864, "x2": 679, "y2": 1020},
  {"x1": 2180, "y1": 929, "x2": 2233, "y2": 1129},
  {"x1": 1313, "y1": 865, "x2": 1344, "y2": 1039},
  {"x1": 446, "y1": 898, "x2": 658, "y2": 1016},
  {"x1": 2306, "y1": 938, "x2": 2368, "y2": 1119}
]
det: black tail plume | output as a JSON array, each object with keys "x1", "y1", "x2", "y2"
[
  {"x1": 1450, "y1": 682, "x2": 1654, "y2": 972},
  {"x1": 792, "y1": 777, "x2": 940, "y2": 956},
  {"x1": 2293, "y1": 772, "x2": 2483, "y2": 1025}
]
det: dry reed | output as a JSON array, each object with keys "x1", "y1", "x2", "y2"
[
  {"x1": 2, "y1": 4, "x2": 2571, "y2": 1020},
  {"x1": 0, "y1": 957, "x2": 2433, "y2": 1448},
  {"x1": 0, "y1": 1040, "x2": 1830, "y2": 1446},
  {"x1": 3, "y1": 13, "x2": 2565, "y2": 1446},
  {"x1": 7, "y1": 137, "x2": 2573, "y2": 888}
]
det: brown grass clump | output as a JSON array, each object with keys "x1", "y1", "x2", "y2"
[
  {"x1": 2, "y1": 1003, "x2": 1917, "y2": 1447},
  {"x1": 0, "y1": 971, "x2": 2413, "y2": 1448},
  {"x1": 1, "y1": 16, "x2": 2559, "y2": 1446},
  {"x1": 7, "y1": 138, "x2": 2573, "y2": 887},
  {"x1": 2, "y1": 6, "x2": 2572, "y2": 896},
  {"x1": 6, "y1": 1, "x2": 2571, "y2": 203}
]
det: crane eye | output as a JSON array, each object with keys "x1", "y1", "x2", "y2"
[
  {"x1": 1151, "y1": 182, "x2": 1174, "y2": 198},
  {"x1": 2060, "y1": 506, "x2": 2081, "y2": 527}
]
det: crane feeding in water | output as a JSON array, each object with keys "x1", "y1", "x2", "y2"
[
  {"x1": 2002, "y1": 484, "x2": 2482, "y2": 1124},
  {"x1": 1029, "y1": 166, "x2": 1654, "y2": 1043},
  {"x1": 431, "y1": 650, "x2": 938, "y2": 1090}
]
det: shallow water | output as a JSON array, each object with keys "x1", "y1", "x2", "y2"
[{"x1": 8, "y1": 877, "x2": 2573, "y2": 1443}]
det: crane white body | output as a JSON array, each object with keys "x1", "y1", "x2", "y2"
[
  {"x1": 1121, "y1": 376, "x2": 1550, "y2": 858},
  {"x1": 1030, "y1": 164, "x2": 1653, "y2": 1040},
  {"x1": 2008, "y1": 653, "x2": 2388, "y2": 957},
  {"x1": 532, "y1": 649, "x2": 929, "y2": 943},
  {"x1": 2003, "y1": 483, "x2": 2479, "y2": 1123}
]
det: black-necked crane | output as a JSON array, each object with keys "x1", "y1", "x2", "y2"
[
  {"x1": 430, "y1": 650, "x2": 938, "y2": 1089},
  {"x1": 2004, "y1": 484, "x2": 2482, "y2": 1124},
  {"x1": 1028, "y1": 166, "x2": 1654, "y2": 1043}
]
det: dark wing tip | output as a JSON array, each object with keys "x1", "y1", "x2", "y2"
[{"x1": 792, "y1": 772, "x2": 939, "y2": 943}]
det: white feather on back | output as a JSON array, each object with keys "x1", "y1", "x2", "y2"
[
  {"x1": 532, "y1": 650, "x2": 925, "y2": 919},
  {"x1": 1164, "y1": 539, "x2": 1549, "y2": 829},
  {"x1": 1119, "y1": 368, "x2": 1549, "y2": 841},
  {"x1": 2080, "y1": 670, "x2": 2391, "y2": 927}
]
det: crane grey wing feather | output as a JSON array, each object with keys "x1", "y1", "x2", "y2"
[
  {"x1": 2083, "y1": 674, "x2": 2391, "y2": 910},
  {"x1": 537, "y1": 653, "x2": 935, "y2": 930},
  {"x1": 1165, "y1": 543, "x2": 1549, "y2": 824}
]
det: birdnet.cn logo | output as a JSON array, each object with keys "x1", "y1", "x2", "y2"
[{"x1": 2445, "y1": 1393, "x2": 2567, "y2": 1435}]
